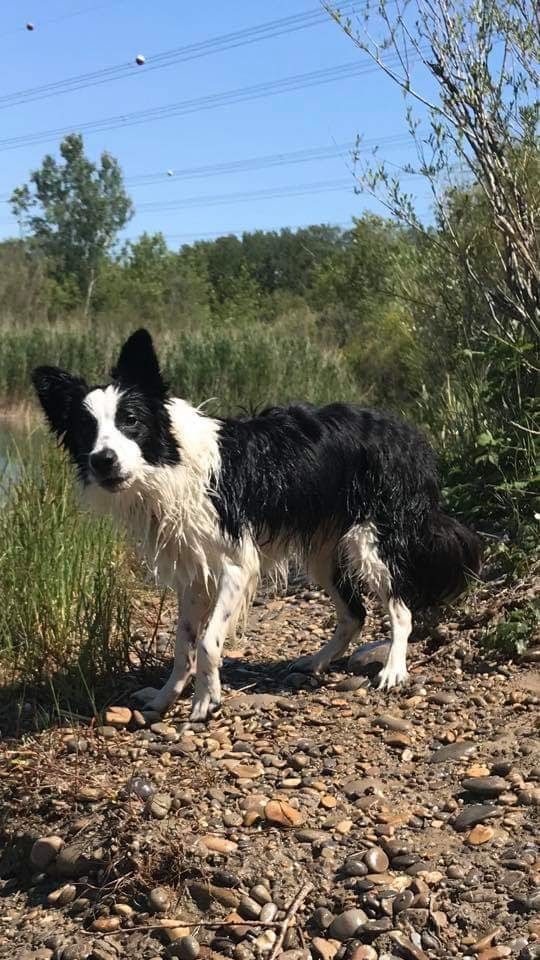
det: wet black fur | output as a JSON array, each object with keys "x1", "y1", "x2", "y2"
[
  {"x1": 32, "y1": 330, "x2": 179, "y2": 484},
  {"x1": 212, "y1": 403, "x2": 481, "y2": 608}
]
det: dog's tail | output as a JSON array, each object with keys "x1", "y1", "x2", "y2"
[{"x1": 412, "y1": 508, "x2": 482, "y2": 607}]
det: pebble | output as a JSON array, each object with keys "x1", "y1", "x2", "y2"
[
  {"x1": 47, "y1": 883, "x2": 77, "y2": 907},
  {"x1": 342, "y1": 858, "x2": 368, "y2": 878},
  {"x1": 253, "y1": 929, "x2": 277, "y2": 953},
  {"x1": 429, "y1": 742, "x2": 476, "y2": 763},
  {"x1": 30, "y1": 836, "x2": 64, "y2": 869},
  {"x1": 239, "y1": 896, "x2": 262, "y2": 919},
  {"x1": 202, "y1": 835, "x2": 238, "y2": 854},
  {"x1": 349, "y1": 948, "x2": 378, "y2": 960},
  {"x1": 265, "y1": 799, "x2": 304, "y2": 827},
  {"x1": 328, "y1": 908, "x2": 368, "y2": 941},
  {"x1": 374, "y1": 714, "x2": 411, "y2": 732},
  {"x1": 151, "y1": 722, "x2": 179, "y2": 741},
  {"x1": 468, "y1": 824, "x2": 495, "y2": 845},
  {"x1": 311, "y1": 938, "x2": 341, "y2": 960},
  {"x1": 364, "y1": 847, "x2": 390, "y2": 873},
  {"x1": 462, "y1": 776, "x2": 508, "y2": 797},
  {"x1": 453, "y1": 804, "x2": 498, "y2": 831},
  {"x1": 148, "y1": 886, "x2": 170, "y2": 912},
  {"x1": 393, "y1": 890, "x2": 415, "y2": 914},
  {"x1": 55, "y1": 844, "x2": 91, "y2": 878},
  {"x1": 334, "y1": 676, "x2": 369, "y2": 692},
  {"x1": 90, "y1": 916, "x2": 121, "y2": 932},
  {"x1": 348, "y1": 641, "x2": 390, "y2": 674},
  {"x1": 477, "y1": 949, "x2": 512, "y2": 959},
  {"x1": 169, "y1": 936, "x2": 200, "y2": 960},
  {"x1": 389, "y1": 932, "x2": 428, "y2": 960},
  {"x1": 104, "y1": 705, "x2": 132, "y2": 727},
  {"x1": 251, "y1": 883, "x2": 272, "y2": 905},
  {"x1": 312, "y1": 907, "x2": 335, "y2": 931},
  {"x1": 260, "y1": 902, "x2": 278, "y2": 923},
  {"x1": 148, "y1": 792, "x2": 172, "y2": 819}
]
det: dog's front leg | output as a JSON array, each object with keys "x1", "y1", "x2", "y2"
[
  {"x1": 190, "y1": 561, "x2": 251, "y2": 722},
  {"x1": 135, "y1": 583, "x2": 210, "y2": 714}
]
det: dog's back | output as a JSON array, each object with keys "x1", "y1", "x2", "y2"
[{"x1": 212, "y1": 401, "x2": 481, "y2": 607}]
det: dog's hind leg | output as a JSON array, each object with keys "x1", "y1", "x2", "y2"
[
  {"x1": 377, "y1": 596, "x2": 411, "y2": 690},
  {"x1": 190, "y1": 560, "x2": 255, "y2": 722},
  {"x1": 134, "y1": 583, "x2": 210, "y2": 714},
  {"x1": 295, "y1": 553, "x2": 366, "y2": 675},
  {"x1": 339, "y1": 522, "x2": 411, "y2": 690}
]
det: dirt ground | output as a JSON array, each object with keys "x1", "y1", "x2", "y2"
[{"x1": 0, "y1": 571, "x2": 539, "y2": 960}]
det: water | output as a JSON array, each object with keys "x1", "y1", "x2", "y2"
[{"x1": 0, "y1": 418, "x2": 43, "y2": 481}]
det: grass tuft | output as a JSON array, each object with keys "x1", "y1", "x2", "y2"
[{"x1": 0, "y1": 440, "x2": 134, "y2": 715}]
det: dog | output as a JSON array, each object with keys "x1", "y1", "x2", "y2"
[{"x1": 32, "y1": 328, "x2": 481, "y2": 721}]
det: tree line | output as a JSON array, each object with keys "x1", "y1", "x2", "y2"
[{"x1": 0, "y1": 0, "x2": 537, "y2": 540}]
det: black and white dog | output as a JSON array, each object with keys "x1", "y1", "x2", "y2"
[{"x1": 32, "y1": 329, "x2": 481, "y2": 721}]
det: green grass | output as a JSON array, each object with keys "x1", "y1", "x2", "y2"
[
  {"x1": 0, "y1": 323, "x2": 357, "y2": 411},
  {"x1": 0, "y1": 440, "x2": 135, "y2": 714}
]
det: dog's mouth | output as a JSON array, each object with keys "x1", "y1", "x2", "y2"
[{"x1": 96, "y1": 475, "x2": 132, "y2": 492}]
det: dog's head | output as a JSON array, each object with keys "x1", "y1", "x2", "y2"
[{"x1": 32, "y1": 329, "x2": 180, "y2": 492}]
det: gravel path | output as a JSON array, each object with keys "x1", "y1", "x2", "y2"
[{"x1": 1, "y1": 575, "x2": 538, "y2": 960}]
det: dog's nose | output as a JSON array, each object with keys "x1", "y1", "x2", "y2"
[{"x1": 89, "y1": 448, "x2": 119, "y2": 478}]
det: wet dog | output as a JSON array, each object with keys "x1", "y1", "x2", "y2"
[{"x1": 33, "y1": 329, "x2": 481, "y2": 720}]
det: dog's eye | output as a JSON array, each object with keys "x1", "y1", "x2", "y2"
[{"x1": 124, "y1": 414, "x2": 139, "y2": 429}]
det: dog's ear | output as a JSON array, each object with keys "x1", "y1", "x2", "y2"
[
  {"x1": 112, "y1": 329, "x2": 167, "y2": 396},
  {"x1": 32, "y1": 366, "x2": 88, "y2": 438}
]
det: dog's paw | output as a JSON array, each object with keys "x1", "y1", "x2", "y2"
[
  {"x1": 132, "y1": 686, "x2": 174, "y2": 714},
  {"x1": 292, "y1": 653, "x2": 327, "y2": 675},
  {"x1": 189, "y1": 693, "x2": 221, "y2": 723},
  {"x1": 377, "y1": 662, "x2": 409, "y2": 691}
]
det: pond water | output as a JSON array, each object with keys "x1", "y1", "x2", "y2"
[{"x1": 0, "y1": 419, "x2": 43, "y2": 481}]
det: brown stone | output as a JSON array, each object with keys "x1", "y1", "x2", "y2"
[
  {"x1": 311, "y1": 939, "x2": 341, "y2": 960},
  {"x1": 477, "y1": 949, "x2": 512, "y2": 960},
  {"x1": 471, "y1": 928, "x2": 503, "y2": 952},
  {"x1": 467, "y1": 824, "x2": 495, "y2": 845},
  {"x1": 104, "y1": 705, "x2": 132, "y2": 727},
  {"x1": 264, "y1": 799, "x2": 305, "y2": 827},
  {"x1": 201, "y1": 835, "x2": 238, "y2": 854},
  {"x1": 90, "y1": 916, "x2": 121, "y2": 932}
]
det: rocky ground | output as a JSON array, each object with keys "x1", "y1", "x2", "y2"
[{"x1": 0, "y1": 573, "x2": 539, "y2": 960}]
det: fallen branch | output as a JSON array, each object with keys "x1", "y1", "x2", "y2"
[
  {"x1": 85, "y1": 918, "x2": 282, "y2": 936},
  {"x1": 269, "y1": 881, "x2": 314, "y2": 960}
]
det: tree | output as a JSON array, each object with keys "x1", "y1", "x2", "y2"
[
  {"x1": 327, "y1": 0, "x2": 539, "y2": 344},
  {"x1": 11, "y1": 133, "x2": 133, "y2": 315}
]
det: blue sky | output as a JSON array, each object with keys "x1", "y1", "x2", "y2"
[{"x1": 0, "y1": 0, "x2": 432, "y2": 249}]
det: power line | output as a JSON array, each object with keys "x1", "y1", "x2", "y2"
[
  {"x1": 0, "y1": 136, "x2": 414, "y2": 204},
  {"x1": 136, "y1": 177, "x2": 356, "y2": 213},
  {"x1": 162, "y1": 221, "x2": 354, "y2": 242},
  {"x1": 0, "y1": 0, "x2": 127, "y2": 41},
  {"x1": 0, "y1": 2, "x2": 360, "y2": 109},
  {"x1": 124, "y1": 136, "x2": 414, "y2": 187},
  {"x1": 0, "y1": 57, "x2": 406, "y2": 153}
]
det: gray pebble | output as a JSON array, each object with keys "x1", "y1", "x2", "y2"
[
  {"x1": 260, "y1": 902, "x2": 278, "y2": 923},
  {"x1": 250, "y1": 883, "x2": 272, "y2": 905},
  {"x1": 461, "y1": 776, "x2": 507, "y2": 796},
  {"x1": 148, "y1": 886, "x2": 170, "y2": 912},
  {"x1": 329, "y1": 908, "x2": 368, "y2": 941},
  {"x1": 169, "y1": 936, "x2": 200, "y2": 960},
  {"x1": 452, "y1": 803, "x2": 498, "y2": 831},
  {"x1": 364, "y1": 847, "x2": 389, "y2": 873},
  {"x1": 239, "y1": 895, "x2": 262, "y2": 919}
]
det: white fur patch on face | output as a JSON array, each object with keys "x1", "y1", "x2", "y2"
[{"x1": 84, "y1": 386, "x2": 144, "y2": 487}]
